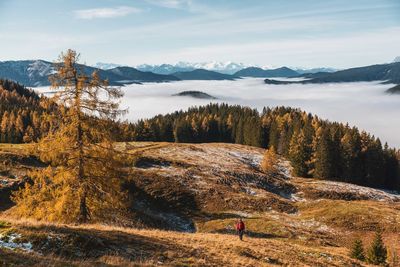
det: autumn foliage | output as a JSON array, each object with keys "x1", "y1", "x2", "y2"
[{"x1": 13, "y1": 50, "x2": 130, "y2": 223}]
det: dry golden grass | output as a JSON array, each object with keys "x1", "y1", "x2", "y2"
[
  {"x1": 297, "y1": 199, "x2": 400, "y2": 232},
  {"x1": 0, "y1": 216, "x2": 366, "y2": 267}
]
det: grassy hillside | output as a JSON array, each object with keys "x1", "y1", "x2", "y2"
[
  {"x1": 1, "y1": 142, "x2": 399, "y2": 266},
  {"x1": 0, "y1": 218, "x2": 369, "y2": 266}
]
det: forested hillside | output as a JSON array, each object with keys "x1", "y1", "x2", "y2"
[
  {"x1": 120, "y1": 104, "x2": 400, "y2": 190},
  {"x1": 0, "y1": 79, "x2": 58, "y2": 143}
]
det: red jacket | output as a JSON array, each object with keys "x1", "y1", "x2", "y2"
[{"x1": 236, "y1": 221, "x2": 245, "y2": 231}]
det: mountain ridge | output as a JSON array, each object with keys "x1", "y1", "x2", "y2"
[
  {"x1": 234, "y1": 66, "x2": 299, "y2": 78},
  {"x1": 264, "y1": 62, "x2": 400, "y2": 86},
  {"x1": 172, "y1": 69, "x2": 238, "y2": 80}
]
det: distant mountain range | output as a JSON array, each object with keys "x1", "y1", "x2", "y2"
[
  {"x1": 99, "y1": 61, "x2": 337, "y2": 76},
  {"x1": 264, "y1": 62, "x2": 400, "y2": 92},
  {"x1": 136, "y1": 61, "x2": 248, "y2": 75},
  {"x1": 2, "y1": 60, "x2": 286, "y2": 86},
  {"x1": 1, "y1": 59, "x2": 399, "y2": 90},
  {"x1": 0, "y1": 60, "x2": 180, "y2": 87}
]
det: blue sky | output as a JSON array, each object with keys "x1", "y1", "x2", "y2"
[{"x1": 0, "y1": 0, "x2": 399, "y2": 68}]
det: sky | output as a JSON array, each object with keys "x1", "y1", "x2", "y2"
[{"x1": 0, "y1": 0, "x2": 400, "y2": 68}]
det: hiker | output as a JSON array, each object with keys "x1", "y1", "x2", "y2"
[{"x1": 236, "y1": 218, "x2": 245, "y2": 241}]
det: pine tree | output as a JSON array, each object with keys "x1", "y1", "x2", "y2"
[
  {"x1": 350, "y1": 238, "x2": 365, "y2": 261},
  {"x1": 13, "y1": 49, "x2": 129, "y2": 223},
  {"x1": 367, "y1": 230, "x2": 387, "y2": 265}
]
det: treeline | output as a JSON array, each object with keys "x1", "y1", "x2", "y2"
[
  {"x1": 0, "y1": 79, "x2": 58, "y2": 143},
  {"x1": 117, "y1": 104, "x2": 400, "y2": 190}
]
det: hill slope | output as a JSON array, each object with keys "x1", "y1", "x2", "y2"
[{"x1": 1, "y1": 142, "x2": 399, "y2": 266}]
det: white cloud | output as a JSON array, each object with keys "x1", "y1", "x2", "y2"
[
  {"x1": 145, "y1": 0, "x2": 192, "y2": 9},
  {"x1": 74, "y1": 6, "x2": 141, "y2": 20},
  {"x1": 144, "y1": 0, "x2": 217, "y2": 15}
]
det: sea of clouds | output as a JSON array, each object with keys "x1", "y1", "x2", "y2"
[{"x1": 35, "y1": 78, "x2": 399, "y2": 147}]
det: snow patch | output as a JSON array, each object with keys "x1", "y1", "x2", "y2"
[
  {"x1": 0, "y1": 233, "x2": 33, "y2": 251},
  {"x1": 244, "y1": 187, "x2": 257, "y2": 196},
  {"x1": 276, "y1": 160, "x2": 293, "y2": 179},
  {"x1": 314, "y1": 180, "x2": 400, "y2": 202},
  {"x1": 228, "y1": 151, "x2": 262, "y2": 169},
  {"x1": 27, "y1": 60, "x2": 53, "y2": 78}
]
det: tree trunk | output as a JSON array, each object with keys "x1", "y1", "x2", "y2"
[
  {"x1": 76, "y1": 82, "x2": 89, "y2": 223},
  {"x1": 79, "y1": 187, "x2": 88, "y2": 223}
]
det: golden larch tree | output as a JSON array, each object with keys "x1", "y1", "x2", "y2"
[{"x1": 13, "y1": 49, "x2": 129, "y2": 223}]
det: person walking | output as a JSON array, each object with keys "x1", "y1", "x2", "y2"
[{"x1": 236, "y1": 218, "x2": 245, "y2": 241}]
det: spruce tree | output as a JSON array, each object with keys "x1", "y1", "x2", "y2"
[
  {"x1": 350, "y1": 238, "x2": 365, "y2": 261},
  {"x1": 13, "y1": 49, "x2": 129, "y2": 223},
  {"x1": 367, "y1": 230, "x2": 387, "y2": 265},
  {"x1": 313, "y1": 128, "x2": 334, "y2": 179},
  {"x1": 288, "y1": 130, "x2": 310, "y2": 177}
]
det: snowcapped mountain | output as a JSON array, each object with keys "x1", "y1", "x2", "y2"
[
  {"x1": 136, "y1": 62, "x2": 337, "y2": 75},
  {"x1": 292, "y1": 67, "x2": 337, "y2": 74},
  {"x1": 93, "y1": 62, "x2": 122, "y2": 70},
  {"x1": 176, "y1": 61, "x2": 249, "y2": 74},
  {"x1": 137, "y1": 61, "x2": 250, "y2": 75},
  {"x1": 393, "y1": 56, "x2": 400, "y2": 63},
  {"x1": 0, "y1": 60, "x2": 55, "y2": 87},
  {"x1": 136, "y1": 64, "x2": 194, "y2": 75}
]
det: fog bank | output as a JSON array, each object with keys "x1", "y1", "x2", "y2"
[{"x1": 35, "y1": 78, "x2": 400, "y2": 147}]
